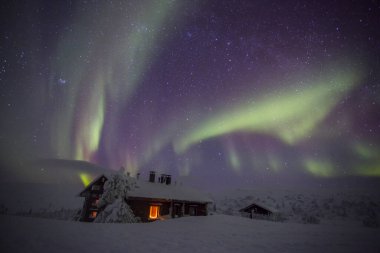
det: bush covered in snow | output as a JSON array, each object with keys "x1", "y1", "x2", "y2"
[{"x1": 94, "y1": 173, "x2": 137, "y2": 223}]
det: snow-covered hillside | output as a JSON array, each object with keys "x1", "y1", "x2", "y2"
[
  {"x1": 1, "y1": 214, "x2": 379, "y2": 253},
  {"x1": 0, "y1": 159, "x2": 106, "y2": 213}
]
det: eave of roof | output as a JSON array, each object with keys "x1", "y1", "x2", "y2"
[
  {"x1": 239, "y1": 201, "x2": 279, "y2": 213},
  {"x1": 77, "y1": 174, "x2": 212, "y2": 203},
  {"x1": 129, "y1": 180, "x2": 213, "y2": 203},
  {"x1": 77, "y1": 174, "x2": 107, "y2": 197}
]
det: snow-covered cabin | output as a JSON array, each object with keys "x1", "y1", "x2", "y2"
[
  {"x1": 78, "y1": 171, "x2": 212, "y2": 222},
  {"x1": 239, "y1": 201, "x2": 280, "y2": 221}
]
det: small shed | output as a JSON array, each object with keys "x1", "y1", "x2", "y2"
[{"x1": 239, "y1": 201, "x2": 280, "y2": 221}]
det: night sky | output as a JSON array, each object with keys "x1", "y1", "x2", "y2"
[{"x1": 1, "y1": 0, "x2": 380, "y2": 189}]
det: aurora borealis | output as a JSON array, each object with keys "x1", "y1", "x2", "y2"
[{"x1": 1, "y1": 0, "x2": 380, "y2": 188}]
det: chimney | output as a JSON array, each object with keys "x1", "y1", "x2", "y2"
[
  {"x1": 165, "y1": 175, "x2": 171, "y2": 185},
  {"x1": 160, "y1": 174, "x2": 166, "y2": 184},
  {"x1": 149, "y1": 171, "x2": 156, "y2": 183}
]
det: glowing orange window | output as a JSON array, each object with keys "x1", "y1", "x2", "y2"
[
  {"x1": 89, "y1": 211, "x2": 97, "y2": 218},
  {"x1": 149, "y1": 205, "x2": 159, "y2": 219}
]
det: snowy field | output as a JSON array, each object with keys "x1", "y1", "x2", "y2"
[{"x1": 1, "y1": 214, "x2": 379, "y2": 253}]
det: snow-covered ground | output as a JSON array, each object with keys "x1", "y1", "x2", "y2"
[{"x1": 1, "y1": 214, "x2": 379, "y2": 253}]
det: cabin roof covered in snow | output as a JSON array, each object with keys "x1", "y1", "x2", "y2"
[
  {"x1": 78, "y1": 173, "x2": 212, "y2": 203},
  {"x1": 129, "y1": 180, "x2": 212, "y2": 203}
]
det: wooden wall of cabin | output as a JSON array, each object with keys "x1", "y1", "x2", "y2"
[
  {"x1": 80, "y1": 195, "x2": 99, "y2": 222},
  {"x1": 127, "y1": 199, "x2": 208, "y2": 221},
  {"x1": 160, "y1": 202, "x2": 171, "y2": 216},
  {"x1": 184, "y1": 203, "x2": 208, "y2": 216},
  {"x1": 80, "y1": 192, "x2": 102, "y2": 222},
  {"x1": 172, "y1": 202, "x2": 184, "y2": 217},
  {"x1": 197, "y1": 203, "x2": 208, "y2": 216},
  {"x1": 127, "y1": 199, "x2": 171, "y2": 222}
]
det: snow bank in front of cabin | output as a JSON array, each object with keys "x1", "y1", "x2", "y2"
[{"x1": 1, "y1": 214, "x2": 379, "y2": 253}]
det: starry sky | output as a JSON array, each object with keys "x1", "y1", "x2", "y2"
[{"x1": 0, "y1": 0, "x2": 380, "y2": 189}]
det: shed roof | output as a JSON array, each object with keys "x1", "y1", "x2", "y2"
[{"x1": 239, "y1": 201, "x2": 279, "y2": 214}]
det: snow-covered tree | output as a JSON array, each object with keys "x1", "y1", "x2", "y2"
[
  {"x1": 94, "y1": 173, "x2": 138, "y2": 223},
  {"x1": 94, "y1": 198, "x2": 137, "y2": 223}
]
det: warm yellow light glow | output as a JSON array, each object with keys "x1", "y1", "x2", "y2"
[
  {"x1": 149, "y1": 205, "x2": 159, "y2": 219},
  {"x1": 89, "y1": 211, "x2": 97, "y2": 218}
]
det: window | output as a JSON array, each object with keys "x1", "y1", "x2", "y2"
[
  {"x1": 149, "y1": 205, "x2": 160, "y2": 219},
  {"x1": 89, "y1": 211, "x2": 97, "y2": 218},
  {"x1": 91, "y1": 198, "x2": 99, "y2": 207},
  {"x1": 189, "y1": 206, "x2": 197, "y2": 216},
  {"x1": 92, "y1": 185, "x2": 101, "y2": 191}
]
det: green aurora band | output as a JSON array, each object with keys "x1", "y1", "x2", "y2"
[
  {"x1": 49, "y1": 1, "x2": 181, "y2": 170},
  {"x1": 304, "y1": 159, "x2": 336, "y2": 177},
  {"x1": 173, "y1": 67, "x2": 363, "y2": 154}
]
